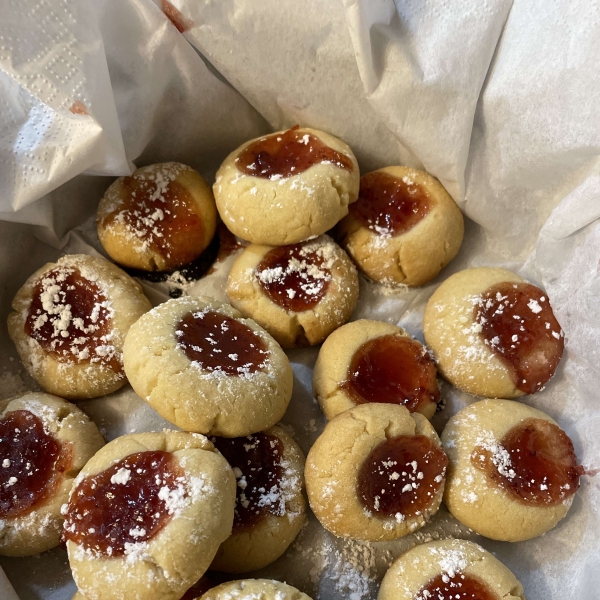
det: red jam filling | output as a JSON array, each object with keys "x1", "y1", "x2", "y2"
[
  {"x1": 416, "y1": 572, "x2": 500, "y2": 600},
  {"x1": 0, "y1": 410, "x2": 71, "y2": 519},
  {"x1": 471, "y1": 418, "x2": 583, "y2": 507},
  {"x1": 100, "y1": 166, "x2": 206, "y2": 269},
  {"x1": 24, "y1": 267, "x2": 121, "y2": 372},
  {"x1": 62, "y1": 451, "x2": 184, "y2": 556},
  {"x1": 341, "y1": 334, "x2": 440, "y2": 413},
  {"x1": 256, "y1": 243, "x2": 333, "y2": 312},
  {"x1": 475, "y1": 282, "x2": 564, "y2": 394},
  {"x1": 211, "y1": 432, "x2": 284, "y2": 532},
  {"x1": 235, "y1": 126, "x2": 354, "y2": 179},
  {"x1": 349, "y1": 171, "x2": 432, "y2": 237},
  {"x1": 358, "y1": 435, "x2": 448, "y2": 519},
  {"x1": 176, "y1": 311, "x2": 268, "y2": 376}
]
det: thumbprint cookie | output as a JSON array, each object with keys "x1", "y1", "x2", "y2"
[{"x1": 200, "y1": 579, "x2": 313, "y2": 600}]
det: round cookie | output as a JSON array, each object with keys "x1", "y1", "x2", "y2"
[
  {"x1": 123, "y1": 296, "x2": 293, "y2": 436},
  {"x1": 7, "y1": 254, "x2": 152, "y2": 400},
  {"x1": 378, "y1": 539, "x2": 525, "y2": 600},
  {"x1": 200, "y1": 579, "x2": 312, "y2": 600},
  {"x1": 336, "y1": 167, "x2": 464, "y2": 287},
  {"x1": 97, "y1": 162, "x2": 217, "y2": 272},
  {"x1": 214, "y1": 126, "x2": 359, "y2": 245},
  {"x1": 441, "y1": 399, "x2": 582, "y2": 542},
  {"x1": 0, "y1": 392, "x2": 104, "y2": 556},
  {"x1": 62, "y1": 430, "x2": 236, "y2": 600},
  {"x1": 305, "y1": 404, "x2": 448, "y2": 541},
  {"x1": 313, "y1": 319, "x2": 440, "y2": 420},
  {"x1": 227, "y1": 235, "x2": 359, "y2": 348},
  {"x1": 423, "y1": 267, "x2": 564, "y2": 398},
  {"x1": 210, "y1": 425, "x2": 306, "y2": 573}
]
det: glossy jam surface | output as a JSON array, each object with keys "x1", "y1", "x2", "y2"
[
  {"x1": 176, "y1": 311, "x2": 268, "y2": 376},
  {"x1": 211, "y1": 432, "x2": 284, "y2": 532},
  {"x1": 0, "y1": 410, "x2": 70, "y2": 519},
  {"x1": 471, "y1": 418, "x2": 583, "y2": 507},
  {"x1": 256, "y1": 242, "x2": 334, "y2": 312},
  {"x1": 63, "y1": 451, "x2": 183, "y2": 556},
  {"x1": 475, "y1": 282, "x2": 564, "y2": 394},
  {"x1": 25, "y1": 267, "x2": 120, "y2": 371},
  {"x1": 350, "y1": 171, "x2": 432, "y2": 237},
  {"x1": 416, "y1": 572, "x2": 500, "y2": 600},
  {"x1": 236, "y1": 126, "x2": 354, "y2": 179},
  {"x1": 358, "y1": 435, "x2": 448, "y2": 519},
  {"x1": 341, "y1": 334, "x2": 440, "y2": 413}
]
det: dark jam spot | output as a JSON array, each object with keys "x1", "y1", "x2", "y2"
[
  {"x1": 176, "y1": 311, "x2": 268, "y2": 376},
  {"x1": 349, "y1": 171, "x2": 432, "y2": 237},
  {"x1": 475, "y1": 282, "x2": 564, "y2": 394},
  {"x1": 417, "y1": 572, "x2": 500, "y2": 600},
  {"x1": 211, "y1": 433, "x2": 284, "y2": 532},
  {"x1": 62, "y1": 451, "x2": 183, "y2": 556},
  {"x1": 358, "y1": 435, "x2": 448, "y2": 519},
  {"x1": 341, "y1": 334, "x2": 440, "y2": 413},
  {"x1": 471, "y1": 418, "x2": 583, "y2": 507},
  {"x1": 0, "y1": 410, "x2": 71, "y2": 519},
  {"x1": 24, "y1": 267, "x2": 120, "y2": 372},
  {"x1": 236, "y1": 125, "x2": 354, "y2": 179},
  {"x1": 256, "y1": 243, "x2": 332, "y2": 312},
  {"x1": 100, "y1": 167, "x2": 206, "y2": 270}
]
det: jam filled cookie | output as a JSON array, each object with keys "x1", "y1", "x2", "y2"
[
  {"x1": 210, "y1": 425, "x2": 306, "y2": 573},
  {"x1": 97, "y1": 163, "x2": 217, "y2": 272},
  {"x1": 123, "y1": 296, "x2": 293, "y2": 437},
  {"x1": 423, "y1": 267, "x2": 564, "y2": 398},
  {"x1": 378, "y1": 539, "x2": 525, "y2": 600},
  {"x1": 200, "y1": 579, "x2": 312, "y2": 600},
  {"x1": 8, "y1": 254, "x2": 151, "y2": 400},
  {"x1": 214, "y1": 126, "x2": 359, "y2": 245},
  {"x1": 227, "y1": 235, "x2": 359, "y2": 348},
  {"x1": 305, "y1": 404, "x2": 447, "y2": 541},
  {"x1": 313, "y1": 319, "x2": 440, "y2": 421},
  {"x1": 62, "y1": 431, "x2": 236, "y2": 600},
  {"x1": 442, "y1": 399, "x2": 583, "y2": 542},
  {"x1": 0, "y1": 392, "x2": 104, "y2": 556},
  {"x1": 336, "y1": 167, "x2": 464, "y2": 287}
]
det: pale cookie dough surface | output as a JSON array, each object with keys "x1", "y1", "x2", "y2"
[
  {"x1": 65, "y1": 430, "x2": 236, "y2": 600},
  {"x1": 7, "y1": 254, "x2": 152, "y2": 400},
  {"x1": 304, "y1": 404, "x2": 446, "y2": 541},
  {"x1": 313, "y1": 319, "x2": 439, "y2": 421},
  {"x1": 0, "y1": 393, "x2": 104, "y2": 557},
  {"x1": 210, "y1": 425, "x2": 307, "y2": 573},
  {"x1": 200, "y1": 579, "x2": 312, "y2": 600},
  {"x1": 442, "y1": 399, "x2": 576, "y2": 542},
  {"x1": 214, "y1": 128, "x2": 359, "y2": 245},
  {"x1": 336, "y1": 167, "x2": 464, "y2": 287},
  {"x1": 227, "y1": 235, "x2": 359, "y2": 348},
  {"x1": 423, "y1": 267, "x2": 525, "y2": 399},
  {"x1": 97, "y1": 162, "x2": 217, "y2": 271},
  {"x1": 123, "y1": 296, "x2": 293, "y2": 436},
  {"x1": 378, "y1": 539, "x2": 525, "y2": 600}
]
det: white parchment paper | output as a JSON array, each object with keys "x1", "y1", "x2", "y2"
[{"x1": 0, "y1": 0, "x2": 599, "y2": 599}]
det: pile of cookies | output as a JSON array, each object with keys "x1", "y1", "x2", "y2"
[{"x1": 1, "y1": 125, "x2": 583, "y2": 600}]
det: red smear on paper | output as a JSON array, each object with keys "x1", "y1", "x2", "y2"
[
  {"x1": 161, "y1": 0, "x2": 194, "y2": 33},
  {"x1": 69, "y1": 101, "x2": 88, "y2": 115}
]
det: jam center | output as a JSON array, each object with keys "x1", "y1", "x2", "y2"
[
  {"x1": 211, "y1": 433, "x2": 284, "y2": 532},
  {"x1": 256, "y1": 242, "x2": 334, "y2": 312},
  {"x1": 176, "y1": 311, "x2": 268, "y2": 376},
  {"x1": 235, "y1": 126, "x2": 354, "y2": 179},
  {"x1": 25, "y1": 267, "x2": 120, "y2": 372},
  {"x1": 341, "y1": 334, "x2": 440, "y2": 413},
  {"x1": 0, "y1": 410, "x2": 70, "y2": 519},
  {"x1": 475, "y1": 282, "x2": 564, "y2": 394},
  {"x1": 358, "y1": 435, "x2": 448, "y2": 519},
  {"x1": 62, "y1": 451, "x2": 184, "y2": 556},
  {"x1": 471, "y1": 418, "x2": 583, "y2": 506},
  {"x1": 416, "y1": 572, "x2": 500, "y2": 600},
  {"x1": 350, "y1": 171, "x2": 432, "y2": 237}
]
